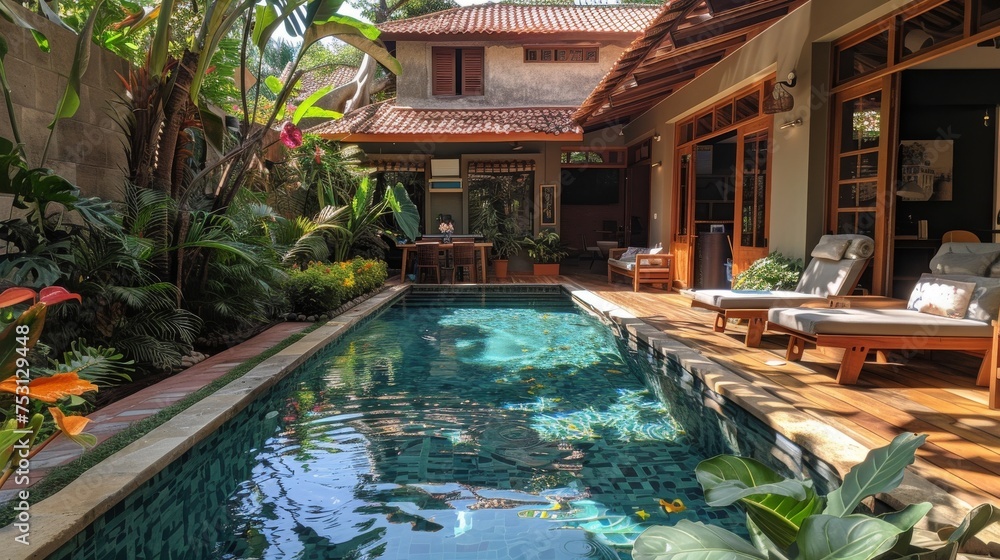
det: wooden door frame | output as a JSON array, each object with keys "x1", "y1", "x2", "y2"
[
  {"x1": 732, "y1": 115, "x2": 774, "y2": 276},
  {"x1": 827, "y1": 75, "x2": 898, "y2": 296},
  {"x1": 672, "y1": 145, "x2": 695, "y2": 288}
]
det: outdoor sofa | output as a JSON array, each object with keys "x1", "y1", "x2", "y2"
[
  {"x1": 766, "y1": 242, "x2": 1000, "y2": 408},
  {"x1": 607, "y1": 245, "x2": 673, "y2": 292},
  {"x1": 683, "y1": 234, "x2": 873, "y2": 347}
]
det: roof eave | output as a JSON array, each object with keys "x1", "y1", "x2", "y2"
[
  {"x1": 379, "y1": 31, "x2": 647, "y2": 43},
  {"x1": 315, "y1": 131, "x2": 584, "y2": 143}
]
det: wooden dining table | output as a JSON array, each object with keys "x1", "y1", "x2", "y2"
[{"x1": 397, "y1": 241, "x2": 493, "y2": 283}]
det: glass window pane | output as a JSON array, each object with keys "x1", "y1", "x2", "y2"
[
  {"x1": 980, "y1": 0, "x2": 1000, "y2": 27},
  {"x1": 735, "y1": 91, "x2": 759, "y2": 121},
  {"x1": 857, "y1": 181, "x2": 877, "y2": 207},
  {"x1": 837, "y1": 212, "x2": 856, "y2": 234},
  {"x1": 840, "y1": 92, "x2": 882, "y2": 153},
  {"x1": 840, "y1": 155, "x2": 859, "y2": 180},
  {"x1": 902, "y1": 0, "x2": 963, "y2": 58},
  {"x1": 839, "y1": 183, "x2": 858, "y2": 208},
  {"x1": 836, "y1": 31, "x2": 889, "y2": 83},
  {"x1": 859, "y1": 152, "x2": 879, "y2": 178},
  {"x1": 696, "y1": 112, "x2": 714, "y2": 137},
  {"x1": 857, "y1": 211, "x2": 876, "y2": 236}
]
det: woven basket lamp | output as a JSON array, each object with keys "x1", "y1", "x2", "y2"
[{"x1": 763, "y1": 72, "x2": 797, "y2": 114}]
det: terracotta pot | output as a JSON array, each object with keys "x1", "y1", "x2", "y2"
[
  {"x1": 494, "y1": 259, "x2": 509, "y2": 278},
  {"x1": 532, "y1": 263, "x2": 560, "y2": 276}
]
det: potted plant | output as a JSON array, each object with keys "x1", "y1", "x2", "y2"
[
  {"x1": 521, "y1": 229, "x2": 569, "y2": 276},
  {"x1": 491, "y1": 226, "x2": 523, "y2": 279},
  {"x1": 470, "y1": 199, "x2": 523, "y2": 279}
]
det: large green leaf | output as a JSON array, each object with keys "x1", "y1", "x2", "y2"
[
  {"x1": 0, "y1": 0, "x2": 50, "y2": 51},
  {"x1": 386, "y1": 182, "x2": 420, "y2": 242},
  {"x1": 36, "y1": 0, "x2": 74, "y2": 32},
  {"x1": 48, "y1": 0, "x2": 105, "y2": 130},
  {"x1": 797, "y1": 514, "x2": 902, "y2": 560},
  {"x1": 253, "y1": 0, "x2": 310, "y2": 50},
  {"x1": 302, "y1": 19, "x2": 401, "y2": 75},
  {"x1": 823, "y1": 433, "x2": 926, "y2": 518},
  {"x1": 633, "y1": 521, "x2": 767, "y2": 560},
  {"x1": 292, "y1": 84, "x2": 341, "y2": 124},
  {"x1": 148, "y1": 0, "x2": 175, "y2": 78},
  {"x1": 944, "y1": 503, "x2": 1000, "y2": 548},
  {"x1": 879, "y1": 502, "x2": 931, "y2": 533},
  {"x1": 697, "y1": 455, "x2": 823, "y2": 550},
  {"x1": 747, "y1": 517, "x2": 791, "y2": 560}
]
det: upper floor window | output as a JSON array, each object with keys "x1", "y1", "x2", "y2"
[
  {"x1": 524, "y1": 46, "x2": 599, "y2": 63},
  {"x1": 432, "y1": 47, "x2": 484, "y2": 96}
]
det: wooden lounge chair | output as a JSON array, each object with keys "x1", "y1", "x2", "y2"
[
  {"x1": 765, "y1": 242, "x2": 1000, "y2": 408},
  {"x1": 684, "y1": 234, "x2": 873, "y2": 347}
]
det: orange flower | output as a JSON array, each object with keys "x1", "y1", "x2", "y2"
[
  {"x1": 48, "y1": 407, "x2": 90, "y2": 435},
  {"x1": 48, "y1": 407, "x2": 96, "y2": 448},
  {"x1": 0, "y1": 372, "x2": 98, "y2": 403}
]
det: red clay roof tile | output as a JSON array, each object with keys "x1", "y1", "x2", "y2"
[
  {"x1": 378, "y1": 3, "x2": 659, "y2": 38},
  {"x1": 309, "y1": 100, "x2": 582, "y2": 140}
]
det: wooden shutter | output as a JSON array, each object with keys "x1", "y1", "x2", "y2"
[
  {"x1": 432, "y1": 47, "x2": 456, "y2": 96},
  {"x1": 461, "y1": 48, "x2": 484, "y2": 96}
]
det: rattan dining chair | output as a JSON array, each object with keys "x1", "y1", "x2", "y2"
[
  {"x1": 451, "y1": 240, "x2": 476, "y2": 283},
  {"x1": 415, "y1": 242, "x2": 442, "y2": 283}
]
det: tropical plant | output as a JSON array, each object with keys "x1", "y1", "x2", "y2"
[
  {"x1": 521, "y1": 229, "x2": 569, "y2": 264},
  {"x1": 324, "y1": 176, "x2": 419, "y2": 263},
  {"x1": 0, "y1": 287, "x2": 100, "y2": 488},
  {"x1": 732, "y1": 252, "x2": 803, "y2": 291},
  {"x1": 633, "y1": 432, "x2": 1000, "y2": 560},
  {"x1": 469, "y1": 188, "x2": 523, "y2": 260}
]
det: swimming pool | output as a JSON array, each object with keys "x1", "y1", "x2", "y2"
[{"x1": 50, "y1": 286, "x2": 838, "y2": 559}]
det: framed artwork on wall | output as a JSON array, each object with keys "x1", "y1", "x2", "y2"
[
  {"x1": 897, "y1": 140, "x2": 953, "y2": 202},
  {"x1": 541, "y1": 184, "x2": 557, "y2": 226}
]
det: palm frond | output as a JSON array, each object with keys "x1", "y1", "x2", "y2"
[{"x1": 49, "y1": 339, "x2": 134, "y2": 387}]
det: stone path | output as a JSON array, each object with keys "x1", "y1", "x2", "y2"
[{"x1": 0, "y1": 322, "x2": 310, "y2": 502}]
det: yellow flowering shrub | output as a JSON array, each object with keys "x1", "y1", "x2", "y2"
[{"x1": 285, "y1": 258, "x2": 387, "y2": 315}]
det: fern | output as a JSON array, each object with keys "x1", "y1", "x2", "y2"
[{"x1": 49, "y1": 340, "x2": 134, "y2": 387}]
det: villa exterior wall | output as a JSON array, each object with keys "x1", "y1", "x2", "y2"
[
  {"x1": 0, "y1": 5, "x2": 129, "y2": 203},
  {"x1": 395, "y1": 41, "x2": 628, "y2": 109},
  {"x1": 623, "y1": 0, "x2": 910, "y2": 261}
]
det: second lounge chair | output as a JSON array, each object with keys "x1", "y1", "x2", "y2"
[{"x1": 683, "y1": 234, "x2": 873, "y2": 347}]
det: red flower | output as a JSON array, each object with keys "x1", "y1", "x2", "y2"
[
  {"x1": 314, "y1": 145, "x2": 324, "y2": 164},
  {"x1": 280, "y1": 122, "x2": 303, "y2": 148}
]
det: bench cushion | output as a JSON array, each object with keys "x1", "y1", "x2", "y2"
[
  {"x1": 767, "y1": 307, "x2": 993, "y2": 337},
  {"x1": 688, "y1": 289, "x2": 827, "y2": 309}
]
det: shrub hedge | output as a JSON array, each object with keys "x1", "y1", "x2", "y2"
[{"x1": 285, "y1": 258, "x2": 388, "y2": 315}]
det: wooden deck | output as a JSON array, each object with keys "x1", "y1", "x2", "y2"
[{"x1": 474, "y1": 267, "x2": 1000, "y2": 510}]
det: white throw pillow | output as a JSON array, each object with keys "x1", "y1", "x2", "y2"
[
  {"x1": 811, "y1": 237, "x2": 850, "y2": 260},
  {"x1": 906, "y1": 274, "x2": 976, "y2": 319}
]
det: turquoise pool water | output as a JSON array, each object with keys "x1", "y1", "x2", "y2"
[{"x1": 51, "y1": 288, "x2": 834, "y2": 559}]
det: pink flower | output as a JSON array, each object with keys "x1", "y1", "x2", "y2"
[
  {"x1": 314, "y1": 145, "x2": 324, "y2": 164},
  {"x1": 280, "y1": 122, "x2": 302, "y2": 148}
]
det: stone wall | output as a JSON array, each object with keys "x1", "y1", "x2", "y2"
[{"x1": 0, "y1": 4, "x2": 129, "y2": 203}]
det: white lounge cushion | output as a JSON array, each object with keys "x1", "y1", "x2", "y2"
[
  {"x1": 767, "y1": 307, "x2": 993, "y2": 337},
  {"x1": 689, "y1": 289, "x2": 827, "y2": 309}
]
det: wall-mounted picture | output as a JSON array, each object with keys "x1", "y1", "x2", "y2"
[
  {"x1": 897, "y1": 140, "x2": 954, "y2": 202},
  {"x1": 540, "y1": 184, "x2": 557, "y2": 226}
]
